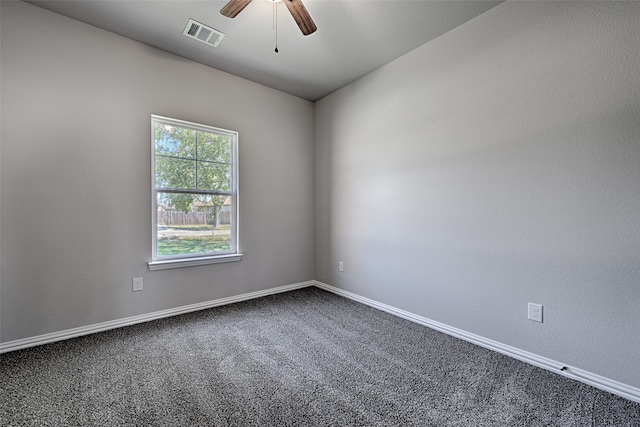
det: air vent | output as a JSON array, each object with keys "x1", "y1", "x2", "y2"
[{"x1": 183, "y1": 19, "x2": 225, "y2": 48}]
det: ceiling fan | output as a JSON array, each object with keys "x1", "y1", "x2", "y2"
[{"x1": 220, "y1": 0, "x2": 317, "y2": 36}]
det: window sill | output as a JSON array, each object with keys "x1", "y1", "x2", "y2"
[{"x1": 148, "y1": 253, "x2": 243, "y2": 271}]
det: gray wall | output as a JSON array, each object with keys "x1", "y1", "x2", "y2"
[
  {"x1": 1, "y1": 1, "x2": 315, "y2": 342},
  {"x1": 2, "y1": 0, "x2": 639, "y2": 392},
  {"x1": 315, "y1": 1, "x2": 640, "y2": 388}
]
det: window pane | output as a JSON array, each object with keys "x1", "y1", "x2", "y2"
[
  {"x1": 155, "y1": 156, "x2": 195, "y2": 190},
  {"x1": 197, "y1": 161, "x2": 231, "y2": 192},
  {"x1": 152, "y1": 115, "x2": 238, "y2": 263},
  {"x1": 155, "y1": 123, "x2": 195, "y2": 159},
  {"x1": 196, "y1": 131, "x2": 231, "y2": 163},
  {"x1": 156, "y1": 192, "x2": 232, "y2": 256}
]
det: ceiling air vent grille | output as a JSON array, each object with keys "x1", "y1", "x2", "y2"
[{"x1": 183, "y1": 19, "x2": 225, "y2": 48}]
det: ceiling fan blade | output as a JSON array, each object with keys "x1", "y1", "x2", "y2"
[
  {"x1": 220, "y1": 0, "x2": 253, "y2": 18},
  {"x1": 283, "y1": 0, "x2": 317, "y2": 36}
]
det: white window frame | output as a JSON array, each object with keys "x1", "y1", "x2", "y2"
[{"x1": 148, "y1": 115, "x2": 241, "y2": 270}]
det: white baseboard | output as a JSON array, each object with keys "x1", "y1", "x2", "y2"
[
  {"x1": 2, "y1": 279, "x2": 638, "y2": 404},
  {"x1": 312, "y1": 280, "x2": 640, "y2": 404},
  {"x1": 0, "y1": 280, "x2": 314, "y2": 354}
]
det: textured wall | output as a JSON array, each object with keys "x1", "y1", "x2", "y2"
[
  {"x1": 315, "y1": 1, "x2": 640, "y2": 387},
  {"x1": 1, "y1": 1, "x2": 315, "y2": 342}
]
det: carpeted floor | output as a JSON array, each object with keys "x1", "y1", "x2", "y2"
[{"x1": 1, "y1": 287, "x2": 639, "y2": 426}]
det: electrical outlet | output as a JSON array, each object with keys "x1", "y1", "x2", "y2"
[
  {"x1": 528, "y1": 302, "x2": 543, "y2": 323},
  {"x1": 132, "y1": 277, "x2": 143, "y2": 292},
  {"x1": 338, "y1": 261, "x2": 344, "y2": 272}
]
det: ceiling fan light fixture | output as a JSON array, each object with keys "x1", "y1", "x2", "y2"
[{"x1": 221, "y1": 0, "x2": 316, "y2": 36}]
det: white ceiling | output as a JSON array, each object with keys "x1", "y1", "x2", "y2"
[{"x1": 26, "y1": 0, "x2": 502, "y2": 101}]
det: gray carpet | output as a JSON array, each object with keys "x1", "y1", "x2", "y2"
[{"x1": 1, "y1": 287, "x2": 639, "y2": 426}]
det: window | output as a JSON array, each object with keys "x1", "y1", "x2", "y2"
[{"x1": 148, "y1": 115, "x2": 241, "y2": 270}]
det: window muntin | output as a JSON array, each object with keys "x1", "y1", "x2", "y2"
[{"x1": 151, "y1": 115, "x2": 238, "y2": 265}]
